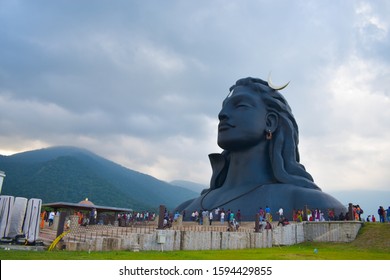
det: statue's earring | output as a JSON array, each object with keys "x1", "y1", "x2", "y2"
[{"x1": 266, "y1": 130, "x2": 272, "y2": 140}]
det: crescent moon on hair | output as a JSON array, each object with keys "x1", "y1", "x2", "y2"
[{"x1": 267, "y1": 73, "x2": 290, "y2": 90}]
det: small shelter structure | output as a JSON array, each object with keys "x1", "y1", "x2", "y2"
[
  {"x1": 42, "y1": 199, "x2": 133, "y2": 226},
  {"x1": 43, "y1": 199, "x2": 132, "y2": 213}
]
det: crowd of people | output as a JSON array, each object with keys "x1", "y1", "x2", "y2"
[
  {"x1": 117, "y1": 210, "x2": 156, "y2": 226},
  {"x1": 254, "y1": 204, "x2": 390, "y2": 226},
  {"x1": 334, "y1": 205, "x2": 390, "y2": 223},
  {"x1": 370, "y1": 206, "x2": 390, "y2": 223},
  {"x1": 189, "y1": 208, "x2": 241, "y2": 231},
  {"x1": 40, "y1": 203, "x2": 390, "y2": 233},
  {"x1": 184, "y1": 203, "x2": 390, "y2": 230}
]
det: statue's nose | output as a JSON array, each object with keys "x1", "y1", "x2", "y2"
[{"x1": 218, "y1": 109, "x2": 228, "y2": 121}]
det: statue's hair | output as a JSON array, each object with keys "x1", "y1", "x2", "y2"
[{"x1": 218, "y1": 77, "x2": 321, "y2": 190}]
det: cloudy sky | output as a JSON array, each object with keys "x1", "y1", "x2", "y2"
[{"x1": 1, "y1": 0, "x2": 389, "y2": 194}]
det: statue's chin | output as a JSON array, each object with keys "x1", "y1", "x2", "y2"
[{"x1": 217, "y1": 139, "x2": 258, "y2": 152}]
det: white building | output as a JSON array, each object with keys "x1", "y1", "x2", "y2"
[{"x1": 0, "y1": 170, "x2": 5, "y2": 194}]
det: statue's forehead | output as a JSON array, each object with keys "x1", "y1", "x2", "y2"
[{"x1": 223, "y1": 86, "x2": 260, "y2": 105}]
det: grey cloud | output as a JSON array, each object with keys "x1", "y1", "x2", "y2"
[{"x1": 1, "y1": 0, "x2": 390, "y2": 191}]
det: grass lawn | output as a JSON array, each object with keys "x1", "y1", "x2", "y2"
[{"x1": 1, "y1": 223, "x2": 389, "y2": 260}]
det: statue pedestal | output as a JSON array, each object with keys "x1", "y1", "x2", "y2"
[
  {"x1": 176, "y1": 215, "x2": 183, "y2": 226},
  {"x1": 203, "y1": 216, "x2": 209, "y2": 226}
]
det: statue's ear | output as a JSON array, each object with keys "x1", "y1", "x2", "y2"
[{"x1": 266, "y1": 112, "x2": 278, "y2": 133}]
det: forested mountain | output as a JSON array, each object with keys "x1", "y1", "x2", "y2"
[
  {"x1": 170, "y1": 180, "x2": 206, "y2": 194},
  {"x1": 0, "y1": 146, "x2": 198, "y2": 211}
]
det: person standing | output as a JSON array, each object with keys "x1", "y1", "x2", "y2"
[
  {"x1": 40, "y1": 211, "x2": 46, "y2": 229},
  {"x1": 277, "y1": 207, "x2": 283, "y2": 219},
  {"x1": 259, "y1": 207, "x2": 265, "y2": 222},
  {"x1": 276, "y1": 207, "x2": 284, "y2": 225},
  {"x1": 236, "y1": 209, "x2": 242, "y2": 222},
  {"x1": 214, "y1": 208, "x2": 220, "y2": 222},
  {"x1": 90, "y1": 208, "x2": 96, "y2": 225},
  {"x1": 226, "y1": 209, "x2": 231, "y2": 223},
  {"x1": 209, "y1": 211, "x2": 213, "y2": 225},
  {"x1": 356, "y1": 205, "x2": 363, "y2": 221},
  {"x1": 314, "y1": 208, "x2": 320, "y2": 222},
  {"x1": 265, "y1": 206, "x2": 271, "y2": 222},
  {"x1": 220, "y1": 211, "x2": 225, "y2": 224},
  {"x1": 328, "y1": 209, "x2": 335, "y2": 221},
  {"x1": 386, "y1": 206, "x2": 390, "y2": 222},
  {"x1": 229, "y1": 211, "x2": 235, "y2": 222},
  {"x1": 378, "y1": 206, "x2": 385, "y2": 223},
  {"x1": 48, "y1": 211, "x2": 55, "y2": 227}
]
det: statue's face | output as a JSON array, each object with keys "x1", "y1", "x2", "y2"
[{"x1": 217, "y1": 86, "x2": 267, "y2": 151}]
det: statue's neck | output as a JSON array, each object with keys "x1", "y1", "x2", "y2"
[{"x1": 222, "y1": 144, "x2": 275, "y2": 189}]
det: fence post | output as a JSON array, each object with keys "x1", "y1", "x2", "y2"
[
  {"x1": 348, "y1": 203, "x2": 353, "y2": 220},
  {"x1": 255, "y1": 213, "x2": 260, "y2": 232},
  {"x1": 157, "y1": 205, "x2": 166, "y2": 229}
]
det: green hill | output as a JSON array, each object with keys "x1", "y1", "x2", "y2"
[
  {"x1": 351, "y1": 222, "x2": 390, "y2": 250},
  {"x1": 0, "y1": 146, "x2": 198, "y2": 211}
]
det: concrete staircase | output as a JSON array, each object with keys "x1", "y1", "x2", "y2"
[{"x1": 39, "y1": 226, "x2": 57, "y2": 246}]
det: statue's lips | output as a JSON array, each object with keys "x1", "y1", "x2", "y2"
[{"x1": 218, "y1": 122, "x2": 235, "y2": 131}]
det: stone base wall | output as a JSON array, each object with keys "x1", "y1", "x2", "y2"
[
  {"x1": 64, "y1": 221, "x2": 362, "y2": 251},
  {"x1": 273, "y1": 222, "x2": 305, "y2": 246},
  {"x1": 304, "y1": 221, "x2": 361, "y2": 242}
]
